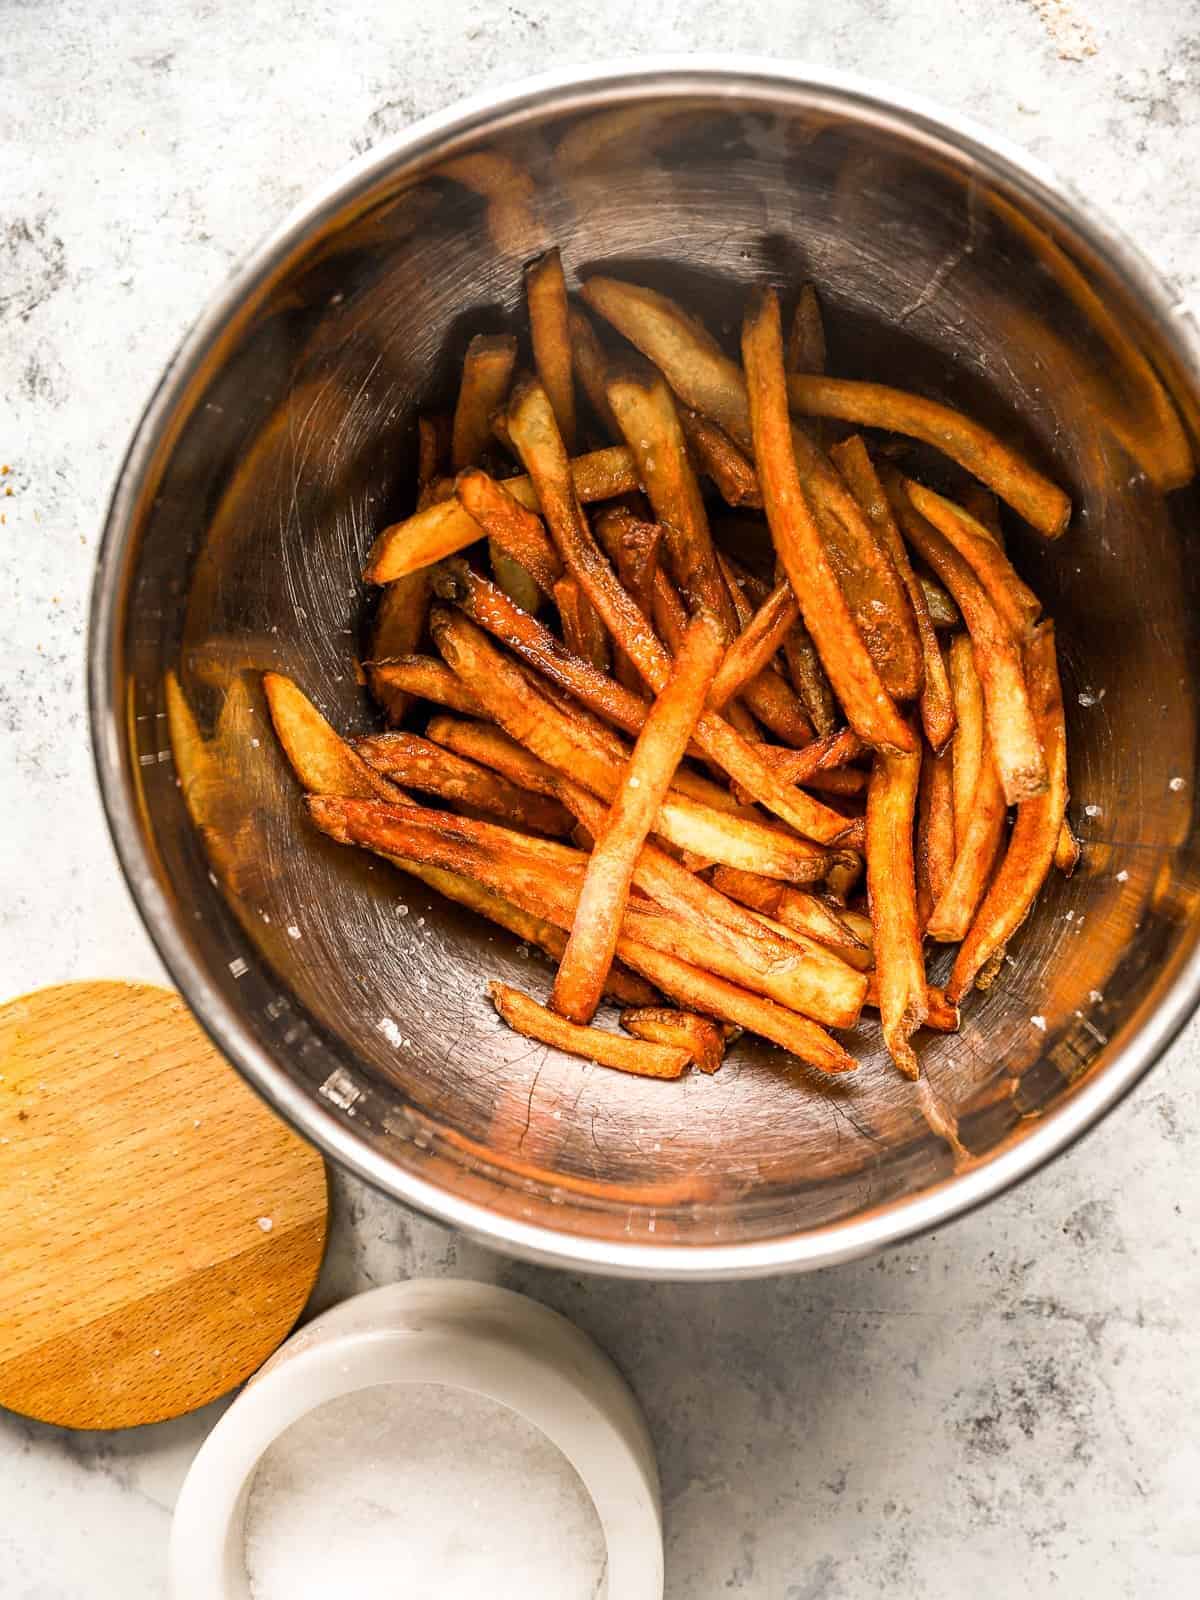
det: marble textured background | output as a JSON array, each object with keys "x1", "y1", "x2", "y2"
[{"x1": 2, "y1": 1, "x2": 1199, "y2": 1594}]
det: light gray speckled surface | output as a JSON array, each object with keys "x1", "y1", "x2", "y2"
[{"x1": 3, "y1": 3, "x2": 1199, "y2": 1596}]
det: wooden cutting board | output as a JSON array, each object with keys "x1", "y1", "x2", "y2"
[{"x1": 0, "y1": 981, "x2": 329, "y2": 1429}]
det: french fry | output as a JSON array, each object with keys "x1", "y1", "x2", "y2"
[
  {"x1": 455, "y1": 468, "x2": 563, "y2": 597},
  {"x1": 353, "y1": 730, "x2": 573, "y2": 836},
  {"x1": 590, "y1": 506, "x2": 663, "y2": 690},
  {"x1": 605, "y1": 367, "x2": 738, "y2": 631},
  {"x1": 679, "y1": 408, "x2": 763, "y2": 508},
  {"x1": 915, "y1": 741, "x2": 955, "y2": 928},
  {"x1": 920, "y1": 573, "x2": 960, "y2": 630},
  {"x1": 830, "y1": 435, "x2": 954, "y2": 751},
  {"x1": 708, "y1": 579, "x2": 800, "y2": 711},
  {"x1": 1055, "y1": 820, "x2": 1081, "y2": 876},
  {"x1": 553, "y1": 575, "x2": 611, "y2": 672},
  {"x1": 925, "y1": 737, "x2": 1007, "y2": 943},
  {"x1": 901, "y1": 477, "x2": 1041, "y2": 640},
  {"x1": 783, "y1": 621, "x2": 839, "y2": 736},
  {"x1": 864, "y1": 979, "x2": 959, "y2": 1033},
  {"x1": 416, "y1": 414, "x2": 451, "y2": 494},
  {"x1": 504, "y1": 376, "x2": 857, "y2": 844},
  {"x1": 526, "y1": 247, "x2": 576, "y2": 451},
  {"x1": 741, "y1": 289, "x2": 916, "y2": 754},
  {"x1": 752, "y1": 728, "x2": 864, "y2": 787},
  {"x1": 800, "y1": 766, "x2": 867, "y2": 797},
  {"x1": 866, "y1": 746, "x2": 927, "y2": 1078},
  {"x1": 363, "y1": 446, "x2": 640, "y2": 585},
  {"x1": 552, "y1": 612, "x2": 723, "y2": 1022},
  {"x1": 364, "y1": 654, "x2": 485, "y2": 717},
  {"x1": 367, "y1": 574, "x2": 431, "y2": 723},
  {"x1": 948, "y1": 634, "x2": 985, "y2": 848},
  {"x1": 451, "y1": 333, "x2": 519, "y2": 471},
  {"x1": 642, "y1": 558, "x2": 764, "y2": 741},
  {"x1": 891, "y1": 493, "x2": 1047, "y2": 803},
  {"x1": 946, "y1": 622, "x2": 1069, "y2": 1001},
  {"x1": 491, "y1": 982, "x2": 688, "y2": 1078},
  {"x1": 961, "y1": 483, "x2": 1004, "y2": 541},
  {"x1": 786, "y1": 283, "x2": 826, "y2": 375},
  {"x1": 568, "y1": 306, "x2": 622, "y2": 440},
  {"x1": 710, "y1": 866, "x2": 872, "y2": 970},
  {"x1": 620, "y1": 1007, "x2": 727, "y2": 1074}
]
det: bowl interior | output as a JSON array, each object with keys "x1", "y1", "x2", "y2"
[{"x1": 98, "y1": 72, "x2": 1200, "y2": 1269}]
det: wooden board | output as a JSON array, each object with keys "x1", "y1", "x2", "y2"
[{"x1": 0, "y1": 981, "x2": 328, "y2": 1429}]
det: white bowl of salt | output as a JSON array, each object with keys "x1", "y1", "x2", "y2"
[{"x1": 168, "y1": 1280, "x2": 662, "y2": 1599}]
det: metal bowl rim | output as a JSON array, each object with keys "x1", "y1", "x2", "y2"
[{"x1": 89, "y1": 55, "x2": 1200, "y2": 1279}]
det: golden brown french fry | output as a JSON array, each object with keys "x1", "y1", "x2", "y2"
[
  {"x1": 679, "y1": 408, "x2": 763, "y2": 508},
  {"x1": 567, "y1": 306, "x2": 621, "y2": 441},
  {"x1": 864, "y1": 979, "x2": 959, "y2": 1033},
  {"x1": 553, "y1": 575, "x2": 611, "y2": 672},
  {"x1": 902, "y1": 477, "x2": 1041, "y2": 640},
  {"x1": 263, "y1": 673, "x2": 400, "y2": 803},
  {"x1": 915, "y1": 741, "x2": 955, "y2": 929},
  {"x1": 367, "y1": 575, "x2": 430, "y2": 724},
  {"x1": 1055, "y1": 820, "x2": 1081, "y2": 876},
  {"x1": 364, "y1": 654, "x2": 485, "y2": 718},
  {"x1": 800, "y1": 766, "x2": 867, "y2": 797},
  {"x1": 961, "y1": 483, "x2": 1003, "y2": 541},
  {"x1": 753, "y1": 728, "x2": 865, "y2": 786},
  {"x1": 451, "y1": 333, "x2": 519, "y2": 472},
  {"x1": 526, "y1": 247, "x2": 576, "y2": 451},
  {"x1": 455, "y1": 468, "x2": 563, "y2": 598},
  {"x1": 741, "y1": 289, "x2": 916, "y2": 755},
  {"x1": 830, "y1": 435, "x2": 954, "y2": 751},
  {"x1": 948, "y1": 634, "x2": 985, "y2": 849},
  {"x1": 892, "y1": 494, "x2": 1047, "y2": 803},
  {"x1": 590, "y1": 506, "x2": 663, "y2": 689},
  {"x1": 920, "y1": 574, "x2": 960, "y2": 630},
  {"x1": 606, "y1": 367, "x2": 738, "y2": 631},
  {"x1": 786, "y1": 283, "x2": 826, "y2": 375},
  {"x1": 866, "y1": 746, "x2": 927, "y2": 1078},
  {"x1": 354, "y1": 730, "x2": 573, "y2": 836},
  {"x1": 620, "y1": 1007, "x2": 727, "y2": 1074},
  {"x1": 925, "y1": 738, "x2": 1007, "y2": 943},
  {"x1": 708, "y1": 579, "x2": 801, "y2": 710},
  {"x1": 782, "y1": 621, "x2": 839, "y2": 736},
  {"x1": 643, "y1": 559, "x2": 765, "y2": 742},
  {"x1": 504, "y1": 376, "x2": 857, "y2": 844},
  {"x1": 710, "y1": 866, "x2": 872, "y2": 970},
  {"x1": 363, "y1": 446, "x2": 640, "y2": 585},
  {"x1": 553, "y1": 612, "x2": 723, "y2": 1022},
  {"x1": 947, "y1": 622, "x2": 1069, "y2": 1001},
  {"x1": 491, "y1": 982, "x2": 688, "y2": 1078},
  {"x1": 973, "y1": 947, "x2": 1007, "y2": 991}
]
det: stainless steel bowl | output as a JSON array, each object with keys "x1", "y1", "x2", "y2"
[{"x1": 90, "y1": 60, "x2": 1200, "y2": 1277}]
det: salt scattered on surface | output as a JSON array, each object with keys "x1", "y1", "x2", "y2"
[
  {"x1": 377, "y1": 1017, "x2": 403, "y2": 1048},
  {"x1": 1077, "y1": 689, "x2": 1105, "y2": 707},
  {"x1": 1169, "y1": 776, "x2": 1186, "y2": 791},
  {"x1": 1084, "y1": 804, "x2": 1101, "y2": 818},
  {"x1": 243, "y1": 1383, "x2": 607, "y2": 1600},
  {"x1": 1116, "y1": 869, "x2": 1129, "y2": 883},
  {"x1": 286, "y1": 925, "x2": 302, "y2": 940},
  {"x1": 1031, "y1": 1015, "x2": 1047, "y2": 1032},
  {"x1": 256, "y1": 1216, "x2": 273, "y2": 1233}
]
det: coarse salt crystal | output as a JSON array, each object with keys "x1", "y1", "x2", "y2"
[
  {"x1": 1089, "y1": 990, "x2": 1104, "y2": 1004},
  {"x1": 256, "y1": 1216, "x2": 273, "y2": 1233},
  {"x1": 1084, "y1": 804, "x2": 1101, "y2": 818},
  {"x1": 1169, "y1": 776, "x2": 1186, "y2": 791},
  {"x1": 1031, "y1": 1015, "x2": 1047, "y2": 1032},
  {"x1": 1116, "y1": 869, "x2": 1129, "y2": 882},
  {"x1": 286, "y1": 925, "x2": 302, "y2": 940}
]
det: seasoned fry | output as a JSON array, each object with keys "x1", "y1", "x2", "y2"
[
  {"x1": 830, "y1": 435, "x2": 954, "y2": 751},
  {"x1": 620, "y1": 1008, "x2": 727, "y2": 1074},
  {"x1": 925, "y1": 737, "x2": 1007, "y2": 943},
  {"x1": 782, "y1": 621, "x2": 838, "y2": 736},
  {"x1": 892, "y1": 494, "x2": 1047, "y2": 803},
  {"x1": 786, "y1": 283, "x2": 826, "y2": 375},
  {"x1": 1055, "y1": 820, "x2": 1081, "y2": 876},
  {"x1": 679, "y1": 408, "x2": 763, "y2": 508},
  {"x1": 741, "y1": 289, "x2": 916, "y2": 754},
  {"x1": 866, "y1": 746, "x2": 927, "y2": 1078},
  {"x1": 504, "y1": 376, "x2": 857, "y2": 843},
  {"x1": 948, "y1": 634, "x2": 985, "y2": 848},
  {"x1": 553, "y1": 613, "x2": 723, "y2": 1022},
  {"x1": 606, "y1": 367, "x2": 737, "y2": 630},
  {"x1": 367, "y1": 574, "x2": 430, "y2": 724},
  {"x1": 455, "y1": 468, "x2": 563, "y2": 597},
  {"x1": 915, "y1": 742, "x2": 955, "y2": 929},
  {"x1": 947, "y1": 622, "x2": 1069, "y2": 1001},
  {"x1": 363, "y1": 446, "x2": 640, "y2": 585},
  {"x1": 553, "y1": 575, "x2": 611, "y2": 672},
  {"x1": 901, "y1": 477, "x2": 1041, "y2": 640},
  {"x1": 451, "y1": 333, "x2": 519, "y2": 472},
  {"x1": 354, "y1": 730, "x2": 573, "y2": 836},
  {"x1": 568, "y1": 306, "x2": 622, "y2": 440},
  {"x1": 364, "y1": 654, "x2": 485, "y2": 717},
  {"x1": 491, "y1": 982, "x2": 688, "y2": 1078},
  {"x1": 526, "y1": 247, "x2": 576, "y2": 450}
]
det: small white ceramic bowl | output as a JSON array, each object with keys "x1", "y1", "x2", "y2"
[{"x1": 169, "y1": 1279, "x2": 663, "y2": 1598}]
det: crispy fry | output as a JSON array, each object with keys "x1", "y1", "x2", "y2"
[
  {"x1": 367, "y1": 574, "x2": 430, "y2": 723},
  {"x1": 591, "y1": 507, "x2": 663, "y2": 689},
  {"x1": 553, "y1": 575, "x2": 611, "y2": 672},
  {"x1": 920, "y1": 573, "x2": 960, "y2": 630},
  {"x1": 553, "y1": 612, "x2": 723, "y2": 1022},
  {"x1": 644, "y1": 560, "x2": 764, "y2": 741},
  {"x1": 902, "y1": 477, "x2": 1041, "y2": 640},
  {"x1": 568, "y1": 306, "x2": 622, "y2": 440},
  {"x1": 754, "y1": 728, "x2": 865, "y2": 786},
  {"x1": 492, "y1": 982, "x2": 688, "y2": 1078},
  {"x1": 786, "y1": 283, "x2": 827, "y2": 375},
  {"x1": 364, "y1": 654, "x2": 485, "y2": 717},
  {"x1": 451, "y1": 333, "x2": 519, "y2": 471},
  {"x1": 504, "y1": 376, "x2": 856, "y2": 843},
  {"x1": 363, "y1": 446, "x2": 640, "y2": 585},
  {"x1": 925, "y1": 737, "x2": 1007, "y2": 943},
  {"x1": 709, "y1": 579, "x2": 800, "y2": 710},
  {"x1": 947, "y1": 622, "x2": 1069, "y2": 1001},
  {"x1": 526, "y1": 247, "x2": 576, "y2": 451},
  {"x1": 1055, "y1": 820, "x2": 1081, "y2": 876},
  {"x1": 866, "y1": 746, "x2": 927, "y2": 1078},
  {"x1": 620, "y1": 1007, "x2": 727, "y2": 1074},
  {"x1": 782, "y1": 620, "x2": 839, "y2": 736},
  {"x1": 961, "y1": 483, "x2": 1003, "y2": 541},
  {"x1": 606, "y1": 367, "x2": 737, "y2": 630},
  {"x1": 891, "y1": 493, "x2": 1047, "y2": 803},
  {"x1": 354, "y1": 730, "x2": 573, "y2": 836},
  {"x1": 864, "y1": 979, "x2": 960, "y2": 1033},
  {"x1": 830, "y1": 435, "x2": 954, "y2": 750},
  {"x1": 263, "y1": 672, "x2": 400, "y2": 803},
  {"x1": 679, "y1": 408, "x2": 763, "y2": 508},
  {"x1": 710, "y1": 866, "x2": 872, "y2": 970},
  {"x1": 741, "y1": 289, "x2": 916, "y2": 754},
  {"x1": 948, "y1": 634, "x2": 985, "y2": 848},
  {"x1": 455, "y1": 468, "x2": 563, "y2": 598},
  {"x1": 916, "y1": 741, "x2": 956, "y2": 928}
]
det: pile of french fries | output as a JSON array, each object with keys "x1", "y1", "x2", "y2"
[{"x1": 265, "y1": 247, "x2": 1073, "y2": 1085}]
